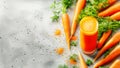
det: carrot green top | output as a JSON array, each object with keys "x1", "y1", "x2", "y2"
[{"x1": 80, "y1": 16, "x2": 98, "y2": 35}]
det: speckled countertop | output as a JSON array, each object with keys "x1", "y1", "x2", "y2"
[{"x1": 0, "y1": 0, "x2": 119, "y2": 68}]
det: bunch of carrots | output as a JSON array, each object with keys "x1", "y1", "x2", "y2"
[{"x1": 53, "y1": 0, "x2": 120, "y2": 68}]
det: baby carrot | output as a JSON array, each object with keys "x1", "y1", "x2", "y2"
[
  {"x1": 62, "y1": 13, "x2": 71, "y2": 50},
  {"x1": 98, "y1": 2, "x2": 120, "y2": 17},
  {"x1": 71, "y1": 0, "x2": 86, "y2": 36},
  {"x1": 110, "y1": 11, "x2": 120, "y2": 20},
  {"x1": 94, "y1": 45, "x2": 120, "y2": 68},
  {"x1": 97, "y1": 30, "x2": 112, "y2": 49},
  {"x1": 94, "y1": 32, "x2": 120, "y2": 61}
]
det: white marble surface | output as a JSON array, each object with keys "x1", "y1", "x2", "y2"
[
  {"x1": 0, "y1": 0, "x2": 119, "y2": 68},
  {"x1": 0, "y1": 0, "x2": 63, "y2": 68}
]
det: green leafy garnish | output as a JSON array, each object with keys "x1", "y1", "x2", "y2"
[
  {"x1": 99, "y1": 66, "x2": 109, "y2": 68},
  {"x1": 62, "y1": 0, "x2": 73, "y2": 9},
  {"x1": 73, "y1": 65, "x2": 78, "y2": 68},
  {"x1": 50, "y1": 0, "x2": 61, "y2": 22},
  {"x1": 70, "y1": 41, "x2": 77, "y2": 46},
  {"x1": 51, "y1": 11, "x2": 60, "y2": 22},
  {"x1": 58, "y1": 64, "x2": 68, "y2": 68},
  {"x1": 70, "y1": 54, "x2": 78, "y2": 61},
  {"x1": 86, "y1": 59, "x2": 93, "y2": 66},
  {"x1": 50, "y1": 0, "x2": 74, "y2": 22}
]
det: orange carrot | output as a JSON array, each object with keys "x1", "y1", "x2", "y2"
[
  {"x1": 56, "y1": 47, "x2": 64, "y2": 55},
  {"x1": 110, "y1": 59, "x2": 120, "y2": 68},
  {"x1": 97, "y1": 30, "x2": 112, "y2": 49},
  {"x1": 98, "y1": 2, "x2": 120, "y2": 17},
  {"x1": 110, "y1": 11, "x2": 120, "y2": 20},
  {"x1": 71, "y1": 0, "x2": 86, "y2": 36},
  {"x1": 62, "y1": 13, "x2": 71, "y2": 50},
  {"x1": 78, "y1": 52, "x2": 88, "y2": 68},
  {"x1": 94, "y1": 32, "x2": 120, "y2": 61},
  {"x1": 94, "y1": 45, "x2": 120, "y2": 68},
  {"x1": 108, "y1": 0, "x2": 117, "y2": 5}
]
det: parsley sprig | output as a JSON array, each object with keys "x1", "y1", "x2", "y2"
[{"x1": 50, "y1": 0, "x2": 74, "y2": 22}]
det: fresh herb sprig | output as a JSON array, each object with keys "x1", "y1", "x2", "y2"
[
  {"x1": 50, "y1": 0, "x2": 61, "y2": 22},
  {"x1": 58, "y1": 64, "x2": 68, "y2": 68},
  {"x1": 50, "y1": 0, "x2": 74, "y2": 22},
  {"x1": 99, "y1": 66, "x2": 109, "y2": 68},
  {"x1": 70, "y1": 54, "x2": 78, "y2": 62},
  {"x1": 86, "y1": 59, "x2": 93, "y2": 66},
  {"x1": 70, "y1": 41, "x2": 77, "y2": 47}
]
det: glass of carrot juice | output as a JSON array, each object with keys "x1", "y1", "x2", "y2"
[{"x1": 80, "y1": 16, "x2": 98, "y2": 55}]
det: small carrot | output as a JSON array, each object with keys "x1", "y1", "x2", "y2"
[
  {"x1": 56, "y1": 47, "x2": 64, "y2": 55},
  {"x1": 62, "y1": 13, "x2": 71, "y2": 50},
  {"x1": 110, "y1": 11, "x2": 120, "y2": 20},
  {"x1": 94, "y1": 45, "x2": 120, "y2": 68},
  {"x1": 71, "y1": 0, "x2": 86, "y2": 36},
  {"x1": 98, "y1": 2, "x2": 120, "y2": 17},
  {"x1": 94, "y1": 32, "x2": 120, "y2": 61},
  {"x1": 110, "y1": 59, "x2": 120, "y2": 68},
  {"x1": 97, "y1": 30, "x2": 112, "y2": 49},
  {"x1": 78, "y1": 52, "x2": 88, "y2": 68}
]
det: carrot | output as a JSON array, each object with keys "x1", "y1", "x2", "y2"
[
  {"x1": 78, "y1": 52, "x2": 88, "y2": 68},
  {"x1": 98, "y1": 2, "x2": 120, "y2": 17},
  {"x1": 108, "y1": 0, "x2": 117, "y2": 5},
  {"x1": 110, "y1": 59, "x2": 120, "y2": 68},
  {"x1": 110, "y1": 11, "x2": 120, "y2": 20},
  {"x1": 97, "y1": 30, "x2": 112, "y2": 49},
  {"x1": 94, "y1": 45, "x2": 120, "y2": 68},
  {"x1": 56, "y1": 47, "x2": 64, "y2": 55},
  {"x1": 71, "y1": 0, "x2": 86, "y2": 36},
  {"x1": 94, "y1": 32, "x2": 120, "y2": 61},
  {"x1": 62, "y1": 13, "x2": 71, "y2": 50}
]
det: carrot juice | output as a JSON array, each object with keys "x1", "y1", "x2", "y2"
[{"x1": 80, "y1": 16, "x2": 98, "y2": 54}]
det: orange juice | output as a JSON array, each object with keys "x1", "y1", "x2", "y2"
[{"x1": 80, "y1": 16, "x2": 98, "y2": 54}]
